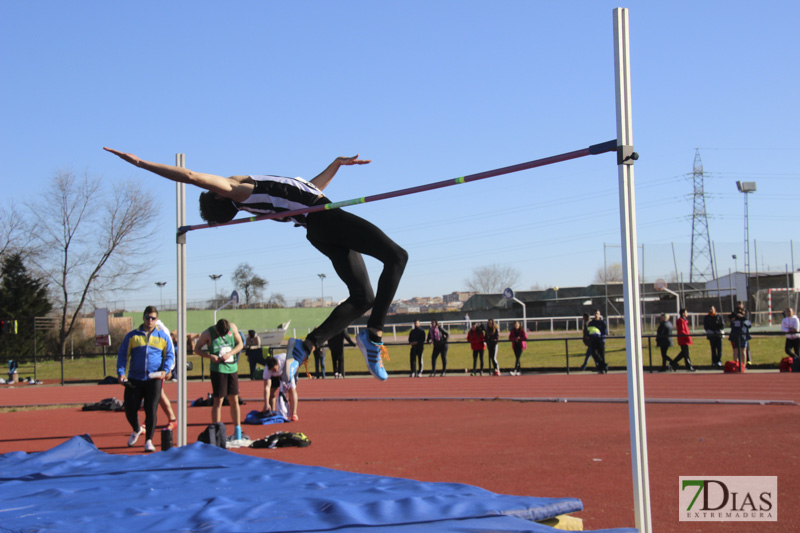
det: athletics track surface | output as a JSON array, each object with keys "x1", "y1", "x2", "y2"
[{"x1": 1, "y1": 371, "x2": 797, "y2": 532}]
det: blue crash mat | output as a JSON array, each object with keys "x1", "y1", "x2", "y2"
[{"x1": 0, "y1": 436, "x2": 637, "y2": 532}]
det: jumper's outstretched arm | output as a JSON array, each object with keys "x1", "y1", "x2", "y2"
[{"x1": 104, "y1": 147, "x2": 253, "y2": 201}]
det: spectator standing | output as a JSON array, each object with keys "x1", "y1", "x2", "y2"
[
  {"x1": 485, "y1": 319, "x2": 501, "y2": 376},
  {"x1": 655, "y1": 313, "x2": 675, "y2": 372},
  {"x1": 586, "y1": 310, "x2": 608, "y2": 374},
  {"x1": 508, "y1": 321, "x2": 528, "y2": 376},
  {"x1": 729, "y1": 302, "x2": 751, "y2": 371},
  {"x1": 781, "y1": 307, "x2": 800, "y2": 358},
  {"x1": 117, "y1": 306, "x2": 175, "y2": 453},
  {"x1": 672, "y1": 308, "x2": 696, "y2": 371},
  {"x1": 263, "y1": 354, "x2": 299, "y2": 421},
  {"x1": 703, "y1": 306, "x2": 725, "y2": 368},
  {"x1": 427, "y1": 320, "x2": 449, "y2": 376},
  {"x1": 408, "y1": 320, "x2": 426, "y2": 378},
  {"x1": 468, "y1": 323, "x2": 486, "y2": 376},
  {"x1": 245, "y1": 330, "x2": 264, "y2": 380},
  {"x1": 194, "y1": 318, "x2": 245, "y2": 440},
  {"x1": 328, "y1": 329, "x2": 356, "y2": 379}
]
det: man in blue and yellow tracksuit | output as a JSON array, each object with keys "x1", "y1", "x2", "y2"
[{"x1": 117, "y1": 306, "x2": 175, "y2": 452}]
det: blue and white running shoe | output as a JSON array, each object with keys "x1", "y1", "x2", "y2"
[
  {"x1": 356, "y1": 330, "x2": 389, "y2": 381},
  {"x1": 284, "y1": 338, "x2": 309, "y2": 382}
]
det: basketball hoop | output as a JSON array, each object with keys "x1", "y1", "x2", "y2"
[{"x1": 653, "y1": 278, "x2": 680, "y2": 318}]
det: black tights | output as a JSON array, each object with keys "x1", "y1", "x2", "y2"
[
  {"x1": 330, "y1": 347, "x2": 345, "y2": 376},
  {"x1": 305, "y1": 209, "x2": 407, "y2": 346},
  {"x1": 487, "y1": 343, "x2": 499, "y2": 371},
  {"x1": 123, "y1": 378, "x2": 162, "y2": 441},
  {"x1": 513, "y1": 346, "x2": 523, "y2": 372},
  {"x1": 409, "y1": 345, "x2": 424, "y2": 374},
  {"x1": 673, "y1": 345, "x2": 692, "y2": 368},
  {"x1": 472, "y1": 350, "x2": 484, "y2": 372},
  {"x1": 659, "y1": 345, "x2": 674, "y2": 369},
  {"x1": 431, "y1": 344, "x2": 448, "y2": 374}
]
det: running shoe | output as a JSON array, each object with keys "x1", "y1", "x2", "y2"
[
  {"x1": 166, "y1": 420, "x2": 177, "y2": 431},
  {"x1": 144, "y1": 439, "x2": 156, "y2": 453},
  {"x1": 356, "y1": 330, "x2": 389, "y2": 381},
  {"x1": 284, "y1": 338, "x2": 310, "y2": 382},
  {"x1": 291, "y1": 414, "x2": 299, "y2": 422},
  {"x1": 128, "y1": 426, "x2": 145, "y2": 447}
]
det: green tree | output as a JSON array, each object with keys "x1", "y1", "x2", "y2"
[
  {"x1": 232, "y1": 263, "x2": 268, "y2": 306},
  {"x1": 0, "y1": 253, "x2": 52, "y2": 358}
]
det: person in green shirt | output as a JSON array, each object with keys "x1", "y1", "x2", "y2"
[{"x1": 194, "y1": 318, "x2": 245, "y2": 440}]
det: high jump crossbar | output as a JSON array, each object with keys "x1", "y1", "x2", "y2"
[{"x1": 178, "y1": 139, "x2": 618, "y2": 234}]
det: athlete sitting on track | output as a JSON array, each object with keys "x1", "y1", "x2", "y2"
[{"x1": 105, "y1": 147, "x2": 407, "y2": 382}]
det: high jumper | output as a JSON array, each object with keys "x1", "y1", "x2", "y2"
[{"x1": 105, "y1": 147, "x2": 407, "y2": 382}]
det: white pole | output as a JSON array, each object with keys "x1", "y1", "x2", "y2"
[
  {"x1": 176, "y1": 153, "x2": 188, "y2": 447},
  {"x1": 613, "y1": 8, "x2": 652, "y2": 532}
]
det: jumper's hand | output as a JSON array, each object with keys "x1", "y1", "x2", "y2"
[
  {"x1": 337, "y1": 154, "x2": 371, "y2": 166},
  {"x1": 104, "y1": 147, "x2": 141, "y2": 167}
]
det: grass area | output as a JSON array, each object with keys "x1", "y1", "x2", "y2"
[{"x1": 8, "y1": 330, "x2": 790, "y2": 383}]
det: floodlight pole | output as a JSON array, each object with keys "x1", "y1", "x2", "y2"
[
  {"x1": 736, "y1": 181, "x2": 756, "y2": 308},
  {"x1": 176, "y1": 153, "x2": 188, "y2": 448},
  {"x1": 614, "y1": 8, "x2": 652, "y2": 533}
]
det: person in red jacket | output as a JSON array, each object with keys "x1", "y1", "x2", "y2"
[
  {"x1": 467, "y1": 323, "x2": 486, "y2": 376},
  {"x1": 672, "y1": 308, "x2": 696, "y2": 371},
  {"x1": 508, "y1": 321, "x2": 528, "y2": 376}
]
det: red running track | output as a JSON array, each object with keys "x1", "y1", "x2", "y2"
[{"x1": 1, "y1": 371, "x2": 798, "y2": 532}]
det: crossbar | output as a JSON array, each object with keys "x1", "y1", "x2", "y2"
[{"x1": 179, "y1": 140, "x2": 617, "y2": 234}]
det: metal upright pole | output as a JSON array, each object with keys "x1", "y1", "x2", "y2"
[
  {"x1": 176, "y1": 153, "x2": 188, "y2": 447},
  {"x1": 613, "y1": 8, "x2": 652, "y2": 532}
]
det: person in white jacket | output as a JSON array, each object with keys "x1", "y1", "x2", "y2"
[{"x1": 781, "y1": 307, "x2": 800, "y2": 358}]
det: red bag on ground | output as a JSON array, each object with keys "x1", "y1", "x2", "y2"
[
  {"x1": 779, "y1": 357, "x2": 794, "y2": 373},
  {"x1": 724, "y1": 360, "x2": 743, "y2": 373}
]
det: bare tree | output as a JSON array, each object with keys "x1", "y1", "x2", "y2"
[
  {"x1": 464, "y1": 264, "x2": 521, "y2": 294},
  {"x1": 28, "y1": 170, "x2": 157, "y2": 356},
  {"x1": 232, "y1": 263, "x2": 268, "y2": 305},
  {"x1": 267, "y1": 293, "x2": 286, "y2": 308},
  {"x1": 0, "y1": 203, "x2": 39, "y2": 263},
  {"x1": 593, "y1": 262, "x2": 623, "y2": 283}
]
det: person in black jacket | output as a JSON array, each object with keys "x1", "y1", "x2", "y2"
[
  {"x1": 655, "y1": 313, "x2": 675, "y2": 372},
  {"x1": 586, "y1": 310, "x2": 608, "y2": 374},
  {"x1": 408, "y1": 320, "x2": 426, "y2": 378},
  {"x1": 729, "y1": 302, "x2": 751, "y2": 371},
  {"x1": 703, "y1": 306, "x2": 725, "y2": 368},
  {"x1": 485, "y1": 319, "x2": 501, "y2": 376},
  {"x1": 579, "y1": 312, "x2": 599, "y2": 371},
  {"x1": 427, "y1": 320, "x2": 450, "y2": 377}
]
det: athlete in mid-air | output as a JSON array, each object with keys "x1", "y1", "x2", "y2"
[{"x1": 105, "y1": 147, "x2": 407, "y2": 382}]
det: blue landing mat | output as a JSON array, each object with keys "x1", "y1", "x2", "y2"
[{"x1": 0, "y1": 436, "x2": 637, "y2": 532}]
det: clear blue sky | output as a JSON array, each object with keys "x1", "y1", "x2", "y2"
[{"x1": 2, "y1": 1, "x2": 798, "y2": 311}]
